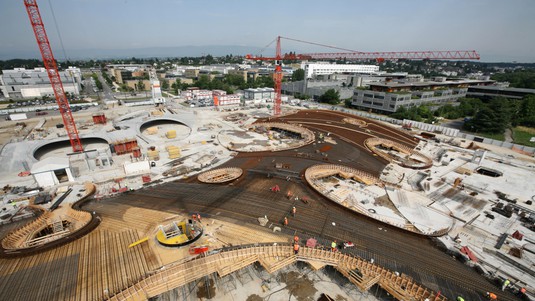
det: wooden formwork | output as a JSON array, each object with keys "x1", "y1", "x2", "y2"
[{"x1": 108, "y1": 245, "x2": 448, "y2": 301}]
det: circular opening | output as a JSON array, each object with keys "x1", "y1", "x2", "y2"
[
  {"x1": 33, "y1": 137, "x2": 109, "y2": 160},
  {"x1": 140, "y1": 119, "x2": 191, "y2": 138}
]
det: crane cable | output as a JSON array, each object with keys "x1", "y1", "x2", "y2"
[
  {"x1": 47, "y1": 0, "x2": 69, "y2": 61},
  {"x1": 281, "y1": 36, "x2": 362, "y2": 54},
  {"x1": 255, "y1": 38, "x2": 277, "y2": 56}
]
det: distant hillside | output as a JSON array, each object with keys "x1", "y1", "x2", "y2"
[{"x1": 0, "y1": 45, "x2": 271, "y2": 60}]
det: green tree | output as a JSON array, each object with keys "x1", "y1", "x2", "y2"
[
  {"x1": 517, "y1": 95, "x2": 535, "y2": 127},
  {"x1": 171, "y1": 79, "x2": 183, "y2": 94},
  {"x1": 136, "y1": 80, "x2": 145, "y2": 91},
  {"x1": 203, "y1": 55, "x2": 215, "y2": 65},
  {"x1": 391, "y1": 106, "x2": 423, "y2": 122},
  {"x1": 161, "y1": 79, "x2": 169, "y2": 90},
  {"x1": 291, "y1": 69, "x2": 305, "y2": 81},
  {"x1": 194, "y1": 75, "x2": 211, "y2": 89},
  {"x1": 464, "y1": 97, "x2": 512, "y2": 134},
  {"x1": 318, "y1": 89, "x2": 340, "y2": 105},
  {"x1": 91, "y1": 73, "x2": 102, "y2": 90},
  {"x1": 253, "y1": 75, "x2": 275, "y2": 88},
  {"x1": 491, "y1": 70, "x2": 535, "y2": 89},
  {"x1": 224, "y1": 74, "x2": 247, "y2": 89},
  {"x1": 464, "y1": 107, "x2": 501, "y2": 133}
]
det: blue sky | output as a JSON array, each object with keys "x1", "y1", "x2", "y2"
[{"x1": 0, "y1": 0, "x2": 534, "y2": 62}]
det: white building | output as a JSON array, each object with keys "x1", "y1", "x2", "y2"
[
  {"x1": 217, "y1": 94, "x2": 241, "y2": 106},
  {"x1": 302, "y1": 63, "x2": 379, "y2": 79},
  {"x1": 0, "y1": 67, "x2": 82, "y2": 99},
  {"x1": 243, "y1": 88, "x2": 275, "y2": 104},
  {"x1": 31, "y1": 157, "x2": 74, "y2": 188},
  {"x1": 182, "y1": 88, "x2": 213, "y2": 100}
]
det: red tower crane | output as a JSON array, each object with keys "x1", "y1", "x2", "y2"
[
  {"x1": 246, "y1": 36, "x2": 480, "y2": 116},
  {"x1": 24, "y1": 0, "x2": 83, "y2": 152}
]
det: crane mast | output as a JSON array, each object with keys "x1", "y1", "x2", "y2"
[
  {"x1": 273, "y1": 37, "x2": 283, "y2": 116},
  {"x1": 24, "y1": 0, "x2": 83, "y2": 152}
]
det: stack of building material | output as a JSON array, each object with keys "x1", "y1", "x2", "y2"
[
  {"x1": 166, "y1": 130, "x2": 177, "y2": 139},
  {"x1": 166, "y1": 146, "x2": 181, "y2": 159},
  {"x1": 146, "y1": 127, "x2": 158, "y2": 135},
  {"x1": 147, "y1": 149, "x2": 160, "y2": 161},
  {"x1": 151, "y1": 110, "x2": 163, "y2": 116}
]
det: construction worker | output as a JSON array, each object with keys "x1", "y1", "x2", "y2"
[
  {"x1": 283, "y1": 217, "x2": 288, "y2": 226},
  {"x1": 291, "y1": 206, "x2": 296, "y2": 217},
  {"x1": 331, "y1": 240, "x2": 337, "y2": 252},
  {"x1": 294, "y1": 235, "x2": 299, "y2": 243},
  {"x1": 293, "y1": 243, "x2": 299, "y2": 255},
  {"x1": 486, "y1": 292, "x2": 497, "y2": 300},
  {"x1": 502, "y1": 279, "x2": 510, "y2": 291},
  {"x1": 197, "y1": 213, "x2": 201, "y2": 223},
  {"x1": 520, "y1": 287, "x2": 526, "y2": 295}
]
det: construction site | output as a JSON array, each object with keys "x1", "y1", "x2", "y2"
[{"x1": 0, "y1": 1, "x2": 534, "y2": 301}]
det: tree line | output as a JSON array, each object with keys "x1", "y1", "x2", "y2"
[
  {"x1": 390, "y1": 95, "x2": 535, "y2": 134},
  {"x1": 490, "y1": 70, "x2": 535, "y2": 89},
  {"x1": 169, "y1": 74, "x2": 275, "y2": 95}
]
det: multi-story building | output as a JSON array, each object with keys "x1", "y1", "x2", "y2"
[
  {"x1": 213, "y1": 90, "x2": 241, "y2": 106},
  {"x1": 113, "y1": 69, "x2": 133, "y2": 84},
  {"x1": 107, "y1": 64, "x2": 149, "y2": 84},
  {"x1": 466, "y1": 86, "x2": 535, "y2": 100},
  {"x1": 182, "y1": 87, "x2": 213, "y2": 100},
  {"x1": 302, "y1": 63, "x2": 379, "y2": 79},
  {"x1": 184, "y1": 68, "x2": 200, "y2": 79},
  {"x1": 0, "y1": 67, "x2": 82, "y2": 99},
  {"x1": 351, "y1": 77, "x2": 495, "y2": 113},
  {"x1": 243, "y1": 88, "x2": 275, "y2": 104}
]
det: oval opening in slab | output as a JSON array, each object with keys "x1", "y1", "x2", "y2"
[
  {"x1": 140, "y1": 119, "x2": 191, "y2": 138},
  {"x1": 476, "y1": 167, "x2": 502, "y2": 177},
  {"x1": 33, "y1": 137, "x2": 109, "y2": 160}
]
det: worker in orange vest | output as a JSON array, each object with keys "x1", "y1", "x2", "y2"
[
  {"x1": 294, "y1": 235, "x2": 299, "y2": 243},
  {"x1": 486, "y1": 292, "x2": 497, "y2": 300},
  {"x1": 291, "y1": 206, "x2": 296, "y2": 217},
  {"x1": 283, "y1": 217, "x2": 288, "y2": 226},
  {"x1": 293, "y1": 243, "x2": 299, "y2": 254}
]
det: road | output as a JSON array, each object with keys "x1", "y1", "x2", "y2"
[{"x1": 95, "y1": 70, "x2": 115, "y2": 101}]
